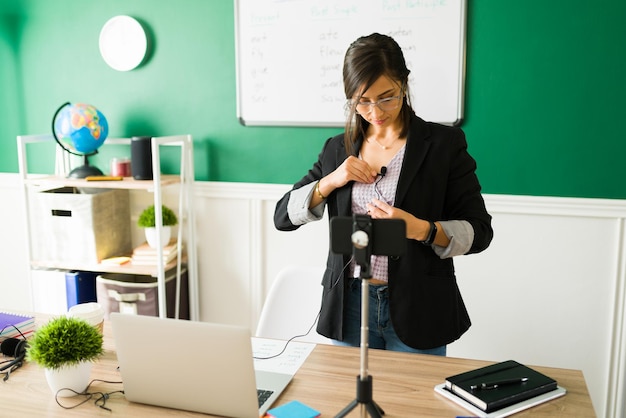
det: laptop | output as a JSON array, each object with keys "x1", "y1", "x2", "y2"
[{"x1": 110, "y1": 313, "x2": 294, "y2": 417}]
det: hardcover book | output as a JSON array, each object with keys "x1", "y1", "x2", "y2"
[
  {"x1": 444, "y1": 360, "x2": 558, "y2": 412},
  {"x1": 132, "y1": 240, "x2": 179, "y2": 256},
  {"x1": 131, "y1": 239, "x2": 182, "y2": 266},
  {"x1": 131, "y1": 241, "x2": 180, "y2": 266},
  {"x1": 434, "y1": 384, "x2": 566, "y2": 418}
]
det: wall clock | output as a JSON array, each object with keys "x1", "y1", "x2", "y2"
[{"x1": 99, "y1": 15, "x2": 147, "y2": 71}]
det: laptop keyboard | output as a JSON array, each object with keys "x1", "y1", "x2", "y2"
[{"x1": 257, "y1": 389, "x2": 274, "y2": 407}]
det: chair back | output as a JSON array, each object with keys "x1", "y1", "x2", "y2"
[{"x1": 256, "y1": 265, "x2": 332, "y2": 344}]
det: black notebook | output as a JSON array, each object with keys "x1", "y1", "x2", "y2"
[{"x1": 445, "y1": 360, "x2": 558, "y2": 412}]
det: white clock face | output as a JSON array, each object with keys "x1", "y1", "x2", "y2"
[{"x1": 99, "y1": 15, "x2": 147, "y2": 71}]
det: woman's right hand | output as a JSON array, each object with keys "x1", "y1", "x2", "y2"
[
  {"x1": 327, "y1": 156, "x2": 377, "y2": 189},
  {"x1": 311, "y1": 156, "x2": 377, "y2": 208}
]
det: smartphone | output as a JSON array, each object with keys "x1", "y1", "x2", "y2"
[{"x1": 330, "y1": 215, "x2": 406, "y2": 256}]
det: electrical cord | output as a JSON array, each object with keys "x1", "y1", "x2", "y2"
[
  {"x1": 0, "y1": 359, "x2": 22, "y2": 381},
  {"x1": 254, "y1": 257, "x2": 353, "y2": 360},
  {"x1": 54, "y1": 379, "x2": 124, "y2": 412},
  {"x1": 0, "y1": 324, "x2": 28, "y2": 381}
]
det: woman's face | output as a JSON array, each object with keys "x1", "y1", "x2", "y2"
[{"x1": 354, "y1": 75, "x2": 404, "y2": 129}]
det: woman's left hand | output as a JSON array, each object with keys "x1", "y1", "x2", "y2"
[
  {"x1": 366, "y1": 198, "x2": 398, "y2": 219},
  {"x1": 366, "y1": 198, "x2": 431, "y2": 242}
]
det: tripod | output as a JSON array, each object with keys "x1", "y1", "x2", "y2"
[
  {"x1": 331, "y1": 215, "x2": 406, "y2": 418},
  {"x1": 335, "y1": 274, "x2": 384, "y2": 417}
]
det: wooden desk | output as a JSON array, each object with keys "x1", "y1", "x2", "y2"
[{"x1": 1, "y1": 320, "x2": 595, "y2": 417}]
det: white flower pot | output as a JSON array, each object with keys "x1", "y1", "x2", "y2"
[
  {"x1": 144, "y1": 226, "x2": 172, "y2": 248},
  {"x1": 45, "y1": 362, "x2": 93, "y2": 397}
]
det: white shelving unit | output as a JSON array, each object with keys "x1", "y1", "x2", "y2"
[{"x1": 17, "y1": 134, "x2": 198, "y2": 320}]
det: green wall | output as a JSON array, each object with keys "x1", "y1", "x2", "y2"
[{"x1": 1, "y1": 0, "x2": 625, "y2": 199}]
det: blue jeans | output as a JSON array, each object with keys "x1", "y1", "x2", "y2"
[{"x1": 333, "y1": 278, "x2": 447, "y2": 356}]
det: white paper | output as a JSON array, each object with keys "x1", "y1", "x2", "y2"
[{"x1": 252, "y1": 337, "x2": 316, "y2": 375}]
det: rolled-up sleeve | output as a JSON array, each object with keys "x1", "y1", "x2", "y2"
[
  {"x1": 287, "y1": 182, "x2": 325, "y2": 226},
  {"x1": 432, "y1": 220, "x2": 474, "y2": 258}
]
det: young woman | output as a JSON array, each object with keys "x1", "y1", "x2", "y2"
[{"x1": 274, "y1": 33, "x2": 493, "y2": 355}]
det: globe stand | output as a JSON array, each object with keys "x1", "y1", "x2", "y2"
[
  {"x1": 51, "y1": 101, "x2": 108, "y2": 179},
  {"x1": 330, "y1": 215, "x2": 406, "y2": 418},
  {"x1": 67, "y1": 154, "x2": 103, "y2": 179}
]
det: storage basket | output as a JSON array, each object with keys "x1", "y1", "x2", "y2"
[
  {"x1": 29, "y1": 187, "x2": 131, "y2": 264},
  {"x1": 96, "y1": 269, "x2": 189, "y2": 319}
]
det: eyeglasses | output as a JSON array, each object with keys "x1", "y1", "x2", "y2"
[{"x1": 351, "y1": 95, "x2": 403, "y2": 115}]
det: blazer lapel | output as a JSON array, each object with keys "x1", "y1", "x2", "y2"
[
  {"x1": 330, "y1": 124, "x2": 430, "y2": 214},
  {"x1": 333, "y1": 138, "x2": 353, "y2": 216},
  {"x1": 395, "y1": 116, "x2": 431, "y2": 205}
]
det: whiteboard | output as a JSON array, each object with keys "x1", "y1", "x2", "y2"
[{"x1": 235, "y1": 0, "x2": 466, "y2": 127}]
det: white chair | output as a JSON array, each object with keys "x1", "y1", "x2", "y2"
[{"x1": 256, "y1": 265, "x2": 333, "y2": 345}]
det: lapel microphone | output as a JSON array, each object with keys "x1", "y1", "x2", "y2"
[{"x1": 380, "y1": 166, "x2": 387, "y2": 177}]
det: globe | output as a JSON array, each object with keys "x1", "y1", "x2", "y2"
[{"x1": 52, "y1": 102, "x2": 109, "y2": 178}]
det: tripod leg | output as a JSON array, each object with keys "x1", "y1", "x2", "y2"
[
  {"x1": 335, "y1": 399, "x2": 383, "y2": 418},
  {"x1": 365, "y1": 401, "x2": 384, "y2": 417},
  {"x1": 335, "y1": 399, "x2": 358, "y2": 417},
  {"x1": 336, "y1": 375, "x2": 385, "y2": 417}
]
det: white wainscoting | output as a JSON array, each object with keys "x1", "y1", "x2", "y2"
[{"x1": 1, "y1": 174, "x2": 623, "y2": 417}]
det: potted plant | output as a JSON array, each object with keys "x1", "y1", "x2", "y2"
[
  {"x1": 26, "y1": 316, "x2": 104, "y2": 397},
  {"x1": 137, "y1": 204, "x2": 178, "y2": 248}
]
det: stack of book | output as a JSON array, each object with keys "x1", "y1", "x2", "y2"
[
  {"x1": 0, "y1": 312, "x2": 35, "y2": 340},
  {"x1": 435, "y1": 360, "x2": 567, "y2": 417},
  {"x1": 131, "y1": 240, "x2": 180, "y2": 266}
]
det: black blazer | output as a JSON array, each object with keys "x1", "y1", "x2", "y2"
[{"x1": 274, "y1": 114, "x2": 493, "y2": 349}]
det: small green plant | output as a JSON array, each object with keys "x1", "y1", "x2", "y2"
[
  {"x1": 26, "y1": 316, "x2": 104, "y2": 370},
  {"x1": 137, "y1": 204, "x2": 178, "y2": 228}
]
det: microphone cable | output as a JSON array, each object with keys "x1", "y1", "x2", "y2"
[
  {"x1": 54, "y1": 379, "x2": 124, "y2": 412},
  {"x1": 254, "y1": 258, "x2": 352, "y2": 360},
  {"x1": 0, "y1": 324, "x2": 29, "y2": 381}
]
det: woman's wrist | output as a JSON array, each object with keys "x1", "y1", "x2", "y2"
[
  {"x1": 419, "y1": 221, "x2": 437, "y2": 245},
  {"x1": 315, "y1": 180, "x2": 326, "y2": 200}
]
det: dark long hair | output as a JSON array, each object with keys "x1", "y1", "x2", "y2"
[{"x1": 342, "y1": 33, "x2": 413, "y2": 155}]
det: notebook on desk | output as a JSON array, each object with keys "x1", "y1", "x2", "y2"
[{"x1": 110, "y1": 313, "x2": 294, "y2": 417}]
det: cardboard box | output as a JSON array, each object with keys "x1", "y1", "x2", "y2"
[
  {"x1": 29, "y1": 187, "x2": 131, "y2": 264},
  {"x1": 96, "y1": 269, "x2": 189, "y2": 319}
]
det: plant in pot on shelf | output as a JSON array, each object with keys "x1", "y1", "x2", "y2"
[
  {"x1": 26, "y1": 316, "x2": 104, "y2": 397},
  {"x1": 137, "y1": 204, "x2": 178, "y2": 248}
]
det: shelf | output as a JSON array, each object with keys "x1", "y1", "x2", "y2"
[
  {"x1": 18, "y1": 134, "x2": 198, "y2": 320},
  {"x1": 29, "y1": 257, "x2": 187, "y2": 277},
  {"x1": 22, "y1": 175, "x2": 181, "y2": 190}
]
